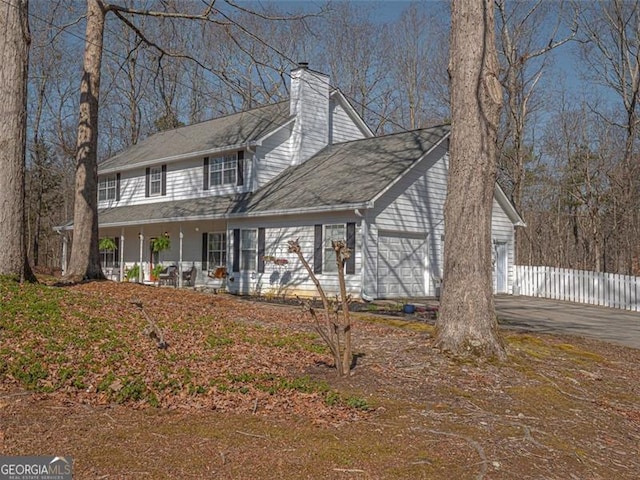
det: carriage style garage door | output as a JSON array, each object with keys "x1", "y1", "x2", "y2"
[{"x1": 377, "y1": 233, "x2": 426, "y2": 298}]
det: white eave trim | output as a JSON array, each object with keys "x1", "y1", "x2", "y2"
[
  {"x1": 253, "y1": 116, "x2": 296, "y2": 144},
  {"x1": 494, "y1": 184, "x2": 526, "y2": 227},
  {"x1": 98, "y1": 141, "x2": 260, "y2": 175}
]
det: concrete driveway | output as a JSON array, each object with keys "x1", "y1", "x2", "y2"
[{"x1": 495, "y1": 295, "x2": 640, "y2": 350}]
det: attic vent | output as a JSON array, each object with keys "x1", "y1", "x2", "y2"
[{"x1": 297, "y1": 61, "x2": 309, "y2": 69}]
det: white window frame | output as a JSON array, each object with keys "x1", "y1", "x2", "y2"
[
  {"x1": 149, "y1": 166, "x2": 162, "y2": 196},
  {"x1": 323, "y1": 224, "x2": 346, "y2": 274},
  {"x1": 208, "y1": 232, "x2": 227, "y2": 267},
  {"x1": 240, "y1": 229, "x2": 257, "y2": 271},
  {"x1": 99, "y1": 238, "x2": 119, "y2": 268},
  {"x1": 98, "y1": 175, "x2": 117, "y2": 202},
  {"x1": 210, "y1": 154, "x2": 237, "y2": 186}
]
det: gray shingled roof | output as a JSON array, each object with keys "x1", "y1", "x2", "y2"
[
  {"x1": 97, "y1": 126, "x2": 450, "y2": 227},
  {"x1": 99, "y1": 101, "x2": 292, "y2": 172}
]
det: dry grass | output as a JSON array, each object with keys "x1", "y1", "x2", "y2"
[{"x1": 1, "y1": 278, "x2": 639, "y2": 479}]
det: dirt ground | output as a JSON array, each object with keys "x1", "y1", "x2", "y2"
[{"x1": 1, "y1": 281, "x2": 639, "y2": 479}]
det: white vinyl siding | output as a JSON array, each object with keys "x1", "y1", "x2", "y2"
[
  {"x1": 107, "y1": 156, "x2": 250, "y2": 208},
  {"x1": 329, "y1": 99, "x2": 368, "y2": 144},
  {"x1": 226, "y1": 216, "x2": 362, "y2": 298},
  {"x1": 491, "y1": 199, "x2": 516, "y2": 294},
  {"x1": 255, "y1": 125, "x2": 293, "y2": 188}
]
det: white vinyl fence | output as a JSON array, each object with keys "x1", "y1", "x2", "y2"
[{"x1": 515, "y1": 265, "x2": 640, "y2": 312}]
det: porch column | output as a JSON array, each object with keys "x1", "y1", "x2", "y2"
[
  {"x1": 61, "y1": 233, "x2": 68, "y2": 276},
  {"x1": 179, "y1": 227, "x2": 184, "y2": 288},
  {"x1": 119, "y1": 228, "x2": 125, "y2": 282},
  {"x1": 138, "y1": 230, "x2": 144, "y2": 283}
]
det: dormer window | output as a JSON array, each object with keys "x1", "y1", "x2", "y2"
[{"x1": 203, "y1": 151, "x2": 244, "y2": 190}]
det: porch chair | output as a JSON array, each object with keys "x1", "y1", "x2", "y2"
[
  {"x1": 182, "y1": 265, "x2": 197, "y2": 287},
  {"x1": 157, "y1": 265, "x2": 178, "y2": 287},
  {"x1": 207, "y1": 266, "x2": 228, "y2": 293}
]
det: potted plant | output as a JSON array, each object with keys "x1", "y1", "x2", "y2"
[
  {"x1": 151, "y1": 263, "x2": 165, "y2": 280},
  {"x1": 98, "y1": 237, "x2": 117, "y2": 252},
  {"x1": 152, "y1": 234, "x2": 171, "y2": 257},
  {"x1": 125, "y1": 263, "x2": 140, "y2": 282},
  {"x1": 150, "y1": 234, "x2": 171, "y2": 281}
]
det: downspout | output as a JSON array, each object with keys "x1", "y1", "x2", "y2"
[{"x1": 355, "y1": 208, "x2": 374, "y2": 302}]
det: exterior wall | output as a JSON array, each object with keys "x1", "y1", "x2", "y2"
[
  {"x1": 226, "y1": 213, "x2": 362, "y2": 298},
  {"x1": 491, "y1": 199, "x2": 516, "y2": 294},
  {"x1": 98, "y1": 152, "x2": 252, "y2": 209},
  {"x1": 329, "y1": 98, "x2": 368, "y2": 144},
  {"x1": 366, "y1": 146, "x2": 517, "y2": 298},
  {"x1": 254, "y1": 124, "x2": 294, "y2": 188},
  {"x1": 368, "y1": 146, "x2": 449, "y2": 298}
]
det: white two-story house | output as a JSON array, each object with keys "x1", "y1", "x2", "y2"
[{"x1": 64, "y1": 63, "x2": 524, "y2": 298}]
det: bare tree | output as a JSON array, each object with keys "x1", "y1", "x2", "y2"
[
  {"x1": 0, "y1": 0, "x2": 36, "y2": 282},
  {"x1": 435, "y1": 0, "x2": 505, "y2": 359},
  {"x1": 495, "y1": 0, "x2": 576, "y2": 263},
  {"x1": 288, "y1": 239, "x2": 352, "y2": 377},
  {"x1": 575, "y1": 0, "x2": 640, "y2": 273},
  {"x1": 64, "y1": 0, "x2": 107, "y2": 282}
]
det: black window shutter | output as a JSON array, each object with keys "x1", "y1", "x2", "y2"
[
  {"x1": 201, "y1": 233, "x2": 208, "y2": 272},
  {"x1": 314, "y1": 224, "x2": 323, "y2": 274},
  {"x1": 232, "y1": 229, "x2": 240, "y2": 273},
  {"x1": 203, "y1": 157, "x2": 209, "y2": 190},
  {"x1": 257, "y1": 227, "x2": 265, "y2": 273},
  {"x1": 237, "y1": 150, "x2": 244, "y2": 186},
  {"x1": 346, "y1": 222, "x2": 356, "y2": 274},
  {"x1": 145, "y1": 167, "x2": 150, "y2": 197},
  {"x1": 116, "y1": 173, "x2": 121, "y2": 201},
  {"x1": 161, "y1": 164, "x2": 167, "y2": 196}
]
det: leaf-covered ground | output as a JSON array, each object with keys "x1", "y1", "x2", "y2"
[{"x1": 1, "y1": 277, "x2": 639, "y2": 479}]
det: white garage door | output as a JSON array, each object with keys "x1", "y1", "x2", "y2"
[{"x1": 377, "y1": 233, "x2": 426, "y2": 298}]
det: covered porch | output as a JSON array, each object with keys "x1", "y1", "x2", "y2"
[{"x1": 87, "y1": 219, "x2": 230, "y2": 289}]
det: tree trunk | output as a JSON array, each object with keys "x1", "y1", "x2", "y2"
[
  {"x1": 435, "y1": 0, "x2": 506, "y2": 360},
  {"x1": 64, "y1": 0, "x2": 106, "y2": 282},
  {"x1": 0, "y1": 0, "x2": 35, "y2": 282}
]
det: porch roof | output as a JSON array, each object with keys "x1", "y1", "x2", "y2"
[{"x1": 96, "y1": 126, "x2": 451, "y2": 227}]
